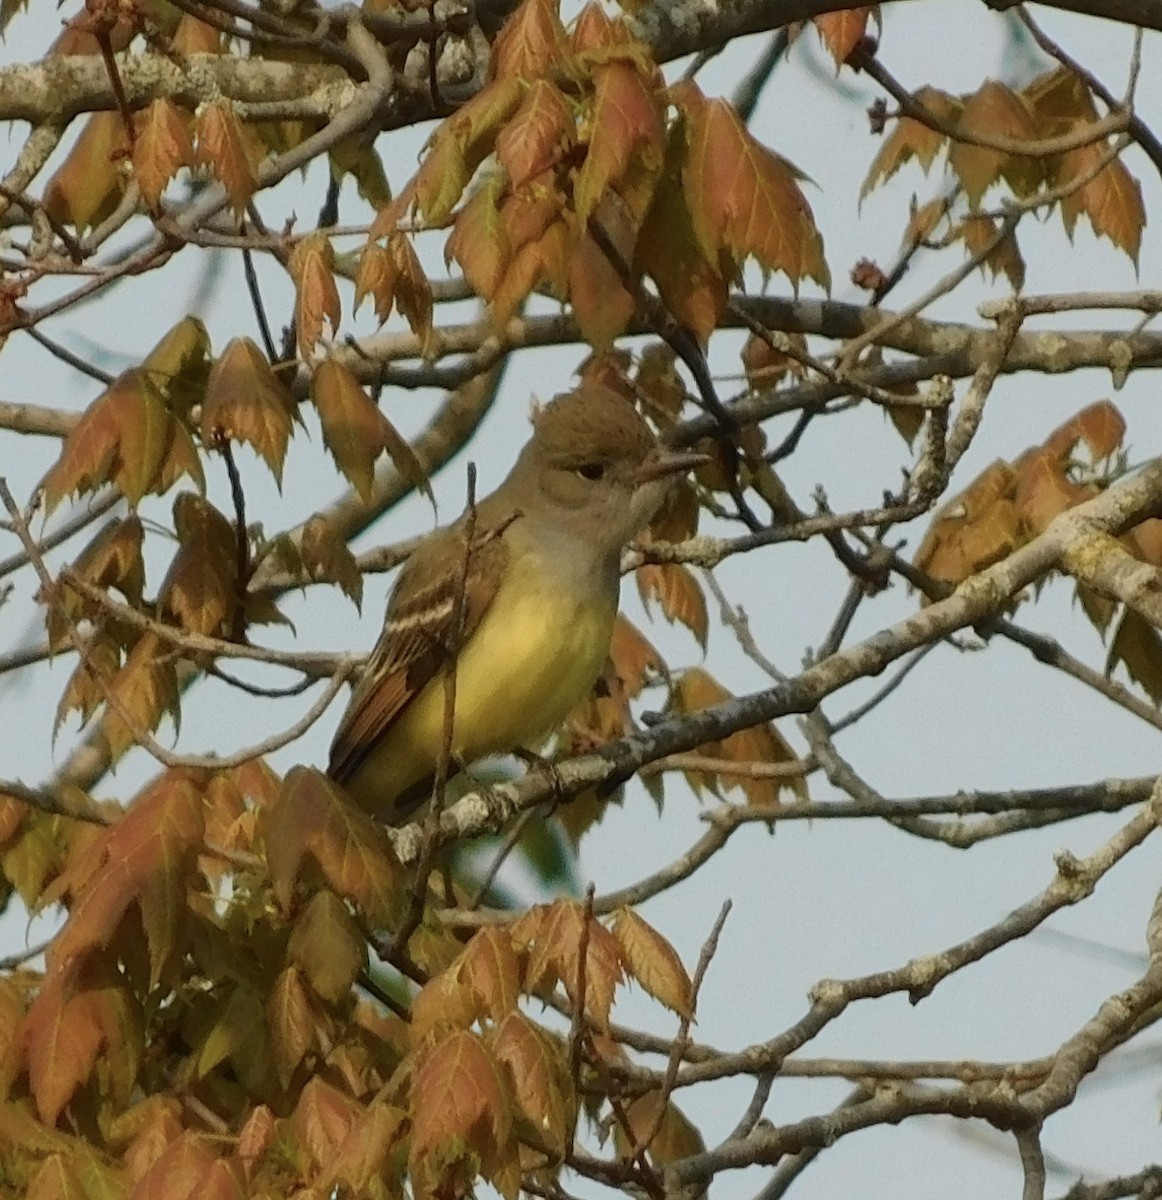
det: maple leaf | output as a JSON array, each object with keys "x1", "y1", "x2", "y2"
[
  {"x1": 49, "y1": 770, "x2": 205, "y2": 986},
  {"x1": 568, "y1": 200, "x2": 638, "y2": 351},
  {"x1": 157, "y1": 493, "x2": 238, "y2": 638},
  {"x1": 668, "y1": 668, "x2": 807, "y2": 805},
  {"x1": 496, "y1": 79, "x2": 575, "y2": 191},
  {"x1": 263, "y1": 767, "x2": 401, "y2": 925},
  {"x1": 489, "y1": 0, "x2": 567, "y2": 82},
  {"x1": 636, "y1": 563, "x2": 709, "y2": 649},
  {"x1": 133, "y1": 98, "x2": 194, "y2": 209},
  {"x1": 288, "y1": 890, "x2": 366, "y2": 1004},
  {"x1": 42, "y1": 370, "x2": 174, "y2": 513},
  {"x1": 610, "y1": 907, "x2": 693, "y2": 1017},
  {"x1": 446, "y1": 174, "x2": 512, "y2": 301},
  {"x1": 574, "y1": 62, "x2": 664, "y2": 227},
  {"x1": 814, "y1": 7, "x2": 875, "y2": 67},
  {"x1": 354, "y1": 240, "x2": 397, "y2": 324},
  {"x1": 522, "y1": 900, "x2": 624, "y2": 1030},
  {"x1": 100, "y1": 631, "x2": 183, "y2": 761},
  {"x1": 679, "y1": 84, "x2": 829, "y2": 292},
  {"x1": 267, "y1": 966, "x2": 317, "y2": 1087},
  {"x1": 43, "y1": 111, "x2": 131, "y2": 232},
  {"x1": 636, "y1": 119, "x2": 731, "y2": 344},
  {"x1": 289, "y1": 233, "x2": 341, "y2": 358},
  {"x1": 410, "y1": 1031, "x2": 514, "y2": 1189},
  {"x1": 201, "y1": 338, "x2": 296, "y2": 484},
  {"x1": 195, "y1": 101, "x2": 264, "y2": 211},
  {"x1": 861, "y1": 86, "x2": 960, "y2": 199},
  {"x1": 490, "y1": 1011, "x2": 575, "y2": 1160},
  {"x1": 389, "y1": 234, "x2": 435, "y2": 354},
  {"x1": 1057, "y1": 141, "x2": 1146, "y2": 265},
  {"x1": 948, "y1": 80, "x2": 1041, "y2": 207}
]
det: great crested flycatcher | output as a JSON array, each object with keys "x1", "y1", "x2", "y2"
[{"x1": 327, "y1": 383, "x2": 705, "y2": 822}]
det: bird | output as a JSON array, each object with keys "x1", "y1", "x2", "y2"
[{"x1": 327, "y1": 382, "x2": 705, "y2": 822}]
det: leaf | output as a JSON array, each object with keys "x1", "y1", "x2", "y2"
[
  {"x1": 814, "y1": 7, "x2": 874, "y2": 67},
  {"x1": 616, "y1": 1089, "x2": 705, "y2": 1165},
  {"x1": 288, "y1": 890, "x2": 366, "y2": 1004},
  {"x1": 636, "y1": 119, "x2": 728, "y2": 345},
  {"x1": 354, "y1": 240, "x2": 396, "y2": 324},
  {"x1": 861, "y1": 86, "x2": 959, "y2": 198},
  {"x1": 636, "y1": 563, "x2": 709, "y2": 649},
  {"x1": 958, "y1": 215, "x2": 1026, "y2": 290},
  {"x1": 496, "y1": 79, "x2": 575, "y2": 192},
  {"x1": 49, "y1": 770, "x2": 204, "y2": 985},
  {"x1": 301, "y1": 514, "x2": 363, "y2": 609},
  {"x1": 319, "y1": 1101, "x2": 407, "y2": 1194},
  {"x1": 195, "y1": 101, "x2": 264, "y2": 211},
  {"x1": 446, "y1": 174, "x2": 511, "y2": 301},
  {"x1": 490, "y1": 1012, "x2": 574, "y2": 1160},
  {"x1": 128, "y1": 1131, "x2": 243, "y2": 1200},
  {"x1": 407, "y1": 77, "x2": 525, "y2": 226},
  {"x1": 489, "y1": 0, "x2": 567, "y2": 82},
  {"x1": 263, "y1": 766, "x2": 401, "y2": 925},
  {"x1": 1057, "y1": 141, "x2": 1146, "y2": 265},
  {"x1": 388, "y1": 234, "x2": 434, "y2": 355},
  {"x1": 42, "y1": 370, "x2": 174, "y2": 513},
  {"x1": 523, "y1": 900, "x2": 623, "y2": 1030},
  {"x1": 680, "y1": 84, "x2": 829, "y2": 292},
  {"x1": 568, "y1": 202, "x2": 638, "y2": 351},
  {"x1": 1107, "y1": 608, "x2": 1162, "y2": 704},
  {"x1": 158, "y1": 493, "x2": 238, "y2": 638},
  {"x1": 670, "y1": 667, "x2": 807, "y2": 804},
  {"x1": 457, "y1": 925, "x2": 522, "y2": 1021},
  {"x1": 948, "y1": 80, "x2": 1040, "y2": 207},
  {"x1": 410, "y1": 1031, "x2": 512, "y2": 1178},
  {"x1": 1043, "y1": 399, "x2": 1126, "y2": 462},
  {"x1": 201, "y1": 338, "x2": 296, "y2": 483},
  {"x1": 574, "y1": 62, "x2": 664, "y2": 226},
  {"x1": 100, "y1": 632, "x2": 182, "y2": 762},
  {"x1": 70, "y1": 515, "x2": 145, "y2": 606},
  {"x1": 133, "y1": 98, "x2": 194, "y2": 208},
  {"x1": 267, "y1": 966, "x2": 317, "y2": 1087},
  {"x1": 609, "y1": 615, "x2": 665, "y2": 698},
  {"x1": 43, "y1": 112, "x2": 130, "y2": 232},
  {"x1": 913, "y1": 459, "x2": 1020, "y2": 587},
  {"x1": 610, "y1": 907, "x2": 692, "y2": 1017},
  {"x1": 290, "y1": 232, "x2": 341, "y2": 357}
]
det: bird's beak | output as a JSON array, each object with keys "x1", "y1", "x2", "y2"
[{"x1": 634, "y1": 447, "x2": 710, "y2": 485}]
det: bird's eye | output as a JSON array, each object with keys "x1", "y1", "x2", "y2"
[{"x1": 576, "y1": 463, "x2": 605, "y2": 481}]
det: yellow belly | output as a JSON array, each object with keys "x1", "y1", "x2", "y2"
[{"x1": 348, "y1": 559, "x2": 616, "y2": 818}]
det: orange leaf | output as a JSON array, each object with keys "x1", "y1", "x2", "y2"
[
  {"x1": 681, "y1": 84, "x2": 829, "y2": 291},
  {"x1": 195, "y1": 101, "x2": 263, "y2": 211},
  {"x1": 128, "y1": 1131, "x2": 244, "y2": 1200},
  {"x1": 354, "y1": 240, "x2": 396, "y2": 324},
  {"x1": 43, "y1": 111, "x2": 130, "y2": 232},
  {"x1": 636, "y1": 121, "x2": 728, "y2": 345},
  {"x1": 49, "y1": 770, "x2": 204, "y2": 985},
  {"x1": 490, "y1": 1011, "x2": 574, "y2": 1159},
  {"x1": 1107, "y1": 608, "x2": 1162, "y2": 704},
  {"x1": 496, "y1": 79, "x2": 575, "y2": 191},
  {"x1": 524, "y1": 900, "x2": 623, "y2": 1030},
  {"x1": 42, "y1": 370, "x2": 173, "y2": 512},
  {"x1": 410, "y1": 1031, "x2": 512, "y2": 1171},
  {"x1": 289, "y1": 233, "x2": 341, "y2": 357},
  {"x1": 569, "y1": 207, "x2": 637, "y2": 351},
  {"x1": 1057, "y1": 141, "x2": 1146, "y2": 265},
  {"x1": 575, "y1": 62, "x2": 664, "y2": 226},
  {"x1": 301, "y1": 514, "x2": 363, "y2": 609},
  {"x1": 100, "y1": 631, "x2": 182, "y2": 761},
  {"x1": 158, "y1": 493, "x2": 238, "y2": 638},
  {"x1": 446, "y1": 174, "x2": 511, "y2": 301},
  {"x1": 312, "y1": 357, "x2": 390, "y2": 503},
  {"x1": 814, "y1": 6, "x2": 874, "y2": 66},
  {"x1": 70, "y1": 514, "x2": 145, "y2": 606},
  {"x1": 319, "y1": 1101, "x2": 407, "y2": 1194},
  {"x1": 636, "y1": 563, "x2": 708, "y2": 649},
  {"x1": 263, "y1": 766, "x2": 400, "y2": 924},
  {"x1": 948, "y1": 80, "x2": 1040, "y2": 206},
  {"x1": 19, "y1": 973, "x2": 104, "y2": 1125},
  {"x1": 489, "y1": 0, "x2": 567, "y2": 82},
  {"x1": 388, "y1": 233, "x2": 434, "y2": 354},
  {"x1": 861, "y1": 85, "x2": 959, "y2": 198},
  {"x1": 201, "y1": 337, "x2": 295, "y2": 483},
  {"x1": 133, "y1": 98, "x2": 194, "y2": 208},
  {"x1": 959, "y1": 215, "x2": 1026, "y2": 290},
  {"x1": 609, "y1": 614, "x2": 665, "y2": 698},
  {"x1": 610, "y1": 907, "x2": 692, "y2": 1017}
]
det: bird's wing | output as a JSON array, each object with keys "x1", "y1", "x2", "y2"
[{"x1": 327, "y1": 518, "x2": 511, "y2": 786}]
